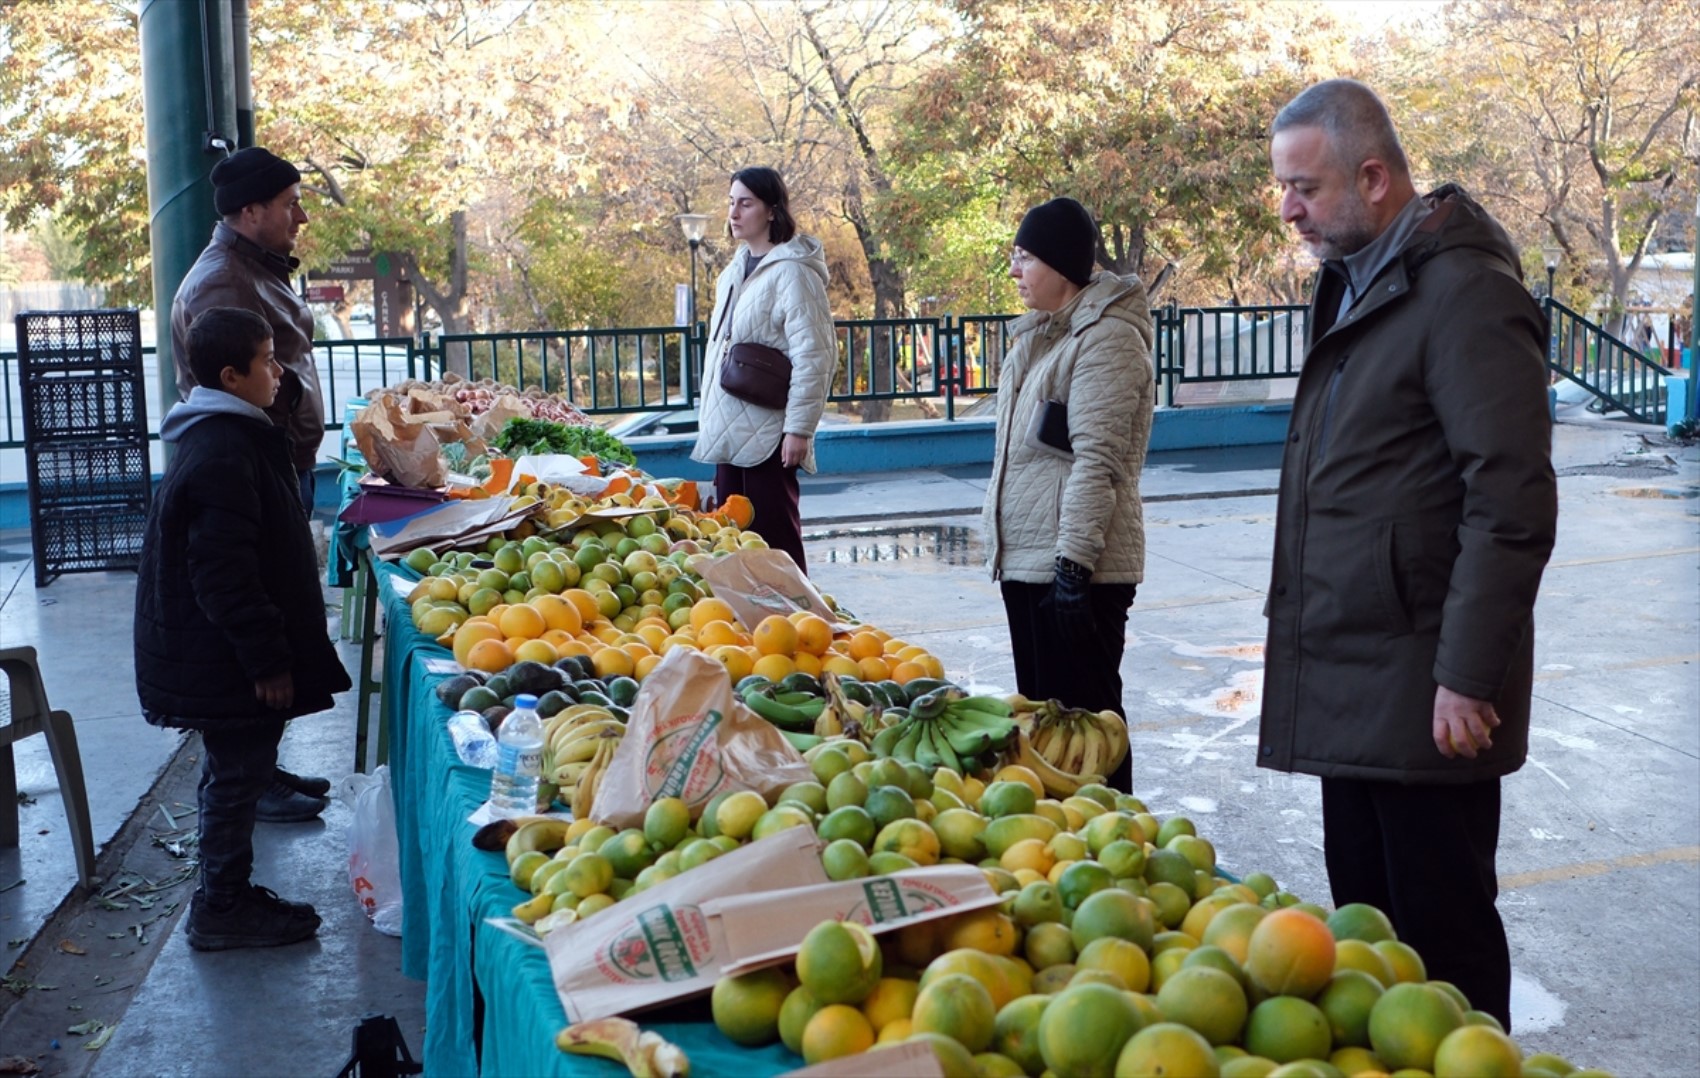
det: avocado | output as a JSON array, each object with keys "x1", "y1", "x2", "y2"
[
  {"x1": 779, "y1": 672, "x2": 824, "y2": 697},
  {"x1": 484, "y1": 674, "x2": 512, "y2": 700},
  {"x1": 604, "y1": 676, "x2": 640, "y2": 708},
  {"x1": 735, "y1": 674, "x2": 773, "y2": 695},
  {"x1": 507, "y1": 659, "x2": 564, "y2": 698},
  {"x1": 536, "y1": 690, "x2": 572, "y2": 718},
  {"x1": 903, "y1": 678, "x2": 953, "y2": 704},
  {"x1": 556, "y1": 655, "x2": 596, "y2": 682},
  {"x1": 434, "y1": 673, "x2": 481, "y2": 709},
  {"x1": 605, "y1": 705, "x2": 630, "y2": 723},
  {"x1": 573, "y1": 679, "x2": 608, "y2": 698},
  {"x1": 839, "y1": 679, "x2": 874, "y2": 706},
  {"x1": 577, "y1": 690, "x2": 614, "y2": 709},
  {"x1": 459, "y1": 686, "x2": 501, "y2": 713},
  {"x1": 482, "y1": 704, "x2": 512, "y2": 734}
]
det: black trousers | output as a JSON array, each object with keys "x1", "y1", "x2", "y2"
[
  {"x1": 198, "y1": 720, "x2": 286, "y2": 904},
  {"x1": 716, "y1": 445, "x2": 805, "y2": 574},
  {"x1": 1321, "y1": 776, "x2": 1511, "y2": 1029},
  {"x1": 1000, "y1": 579, "x2": 1137, "y2": 791},
  {"x1": 297, "y1": 468, "x2": 315, "y2": 513}
]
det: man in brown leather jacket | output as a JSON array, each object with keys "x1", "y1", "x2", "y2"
[
  {"x1": 171, "y1": 147, "x2": 324, "y2": 509},
  {"x1": 1259, "y1": 80, "x2": 1558, "y2": 1029},
  {"x1": 170, "y1": 147, "x2": 333, "y2": 823}
]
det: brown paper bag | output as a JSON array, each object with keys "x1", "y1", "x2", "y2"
[
  {"x1": 708, "y1": 866, "x2": 1003, "y2": 976},
  {"x1": 544, "y1": 827, "x2": 828, "y2": 1022},
  {"x1": 588, "y1": 648, "x2": 814, "y2": 828},
  {"x1": 351, "y1": 395, "x2": 448, "y2": 488},
  {"x1": 785, "y1": 1039, "x2": 945, "y2": 1077},
  {"x1": 468, "y1": 392, "x2": 529, "y2": 444},
  {"x1": 693, "y1": 548, "x2": 850, "y2": 631}
]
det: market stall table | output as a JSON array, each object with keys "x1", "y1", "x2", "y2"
[{"x1": 369, "y1": 554, "x2": 801, "y2": 1076}]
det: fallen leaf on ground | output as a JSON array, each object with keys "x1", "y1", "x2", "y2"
[{"x1": 57, "y1": 940, "x2": 86, "y2": 955}]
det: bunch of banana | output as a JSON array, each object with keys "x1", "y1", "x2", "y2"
[
  {"x1": 556, "y1": 1016, "x2": 690, "y2": 1078},
  {"x1": 569, "y1": 731, "x2": 619, "y2": 818},
  {"x1": 868, "y1": 689, "x2": 1018, "y2": 774},
  {"x1": 739, "y1": 683, "x2": 827, "y2": 731},
  {"x1": 1010, "y1": 698, "x2": 1130, "y2": 795},
  {"x1": 820, "y1": 672, "x2": 882, "y2": 739},
  {"x1": 503, "y1": 816, "x2": 571, "y2": 865},
  {"x1": 543, "y1": 704, "x2": 625, "y2": 811},
  {"x1": 1009, "y1": 728, "x2": 1099, "y2": 798}
]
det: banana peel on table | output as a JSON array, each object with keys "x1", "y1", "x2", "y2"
[{"x1": 557, "y1": 1016, "x2": 689, "y2": 1078}]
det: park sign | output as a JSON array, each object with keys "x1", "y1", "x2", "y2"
[{"x1": 308, "y1": 249, "x2": 410, "y2": 336}]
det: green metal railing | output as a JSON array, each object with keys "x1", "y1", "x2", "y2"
[
  {"x1": 1545, "y1": 299, "x2": 1670, "y2": 425},
  {"x1": 9, "y1": 294, "x2": 1673, "y2": 449}
]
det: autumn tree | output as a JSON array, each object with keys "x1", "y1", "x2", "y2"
[
  {"x1": 1399, "y1": 0, "x2": 1699, "y2": 329},
  {"x1": 0, "y1": 1, "x2": 152, "y2": 304},
  {"x1": 885, "y1": 0, "x2": 1350, "y2": 307}
]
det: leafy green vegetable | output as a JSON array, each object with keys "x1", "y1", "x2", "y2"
[{"x1": 492, "y1": 417, "x2": 637, "y2": 467}]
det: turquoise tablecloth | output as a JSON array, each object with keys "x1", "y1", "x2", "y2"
[{"x1": 372, "y1": 555, "x2": 801, "y2": 1077}]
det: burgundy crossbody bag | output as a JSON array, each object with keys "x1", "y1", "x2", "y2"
[{"x1": 713, "y1": 279, "x2": 793, "y2": 410}]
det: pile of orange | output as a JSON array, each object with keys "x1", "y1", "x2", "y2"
[{"x1": 444, "y1": 582, "x2": 947, "y2": 687}]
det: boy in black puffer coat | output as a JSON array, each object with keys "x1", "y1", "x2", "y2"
[{"x1": 134, "y1": 307, "x2": 351, "y2": 951}]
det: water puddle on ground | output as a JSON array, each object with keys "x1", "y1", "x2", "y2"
[
  {"x1": 805, "y1": 524, "x2": 984, "y2": 567},
  {"x1": 1610, "y1": 485, "x2": 1699, "y2": 499},
  {"x1": 1510, "y1": 970, "x2": 1568, "y2": 1033},
  {"x1": 1170, "y1": 641, "x2": 1265, "y2": 661}
]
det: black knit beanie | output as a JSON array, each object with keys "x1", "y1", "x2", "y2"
[
  {"x1": 211, "y1": 147, "x2": 302, "y2": 216},
  {"x1": 1013, "y1": 197, "x2": 1098, "y2": 287}
]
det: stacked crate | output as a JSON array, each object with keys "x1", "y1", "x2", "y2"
[{"x1": 17, "y1": 309, "x2": 152, "y2": 586}]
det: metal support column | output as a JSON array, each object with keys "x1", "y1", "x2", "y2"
[{"x1": 139, "y1": 0, "x2": 241, "y2": 417}]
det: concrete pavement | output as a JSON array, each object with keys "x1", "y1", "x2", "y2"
[{"x1": 0, "y1": 407, "x2": 1694, "y2": 1075}]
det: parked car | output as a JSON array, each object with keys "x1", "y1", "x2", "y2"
[
  {"x1": 603, "y1": 405, "x2": 703, "y2": 439},
  {"x1": 602, "y1": 401, "x2": 854, "y2": 439}
]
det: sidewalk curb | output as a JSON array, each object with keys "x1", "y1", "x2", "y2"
[{"x1": 801, "y1": 486, "x2": 1281, "y2": 529}]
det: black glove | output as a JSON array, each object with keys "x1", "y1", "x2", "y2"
[{"x1": 1041, "y1": 556, "x2": 1096, "y2": 652}]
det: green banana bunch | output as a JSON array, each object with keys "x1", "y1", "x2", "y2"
[
  {"x1": 870, "y1": 721, "x2": 907, "y2": 758},
  {"x1": 740, "y1": 685, "x2": 826, "y2": 730},
  {"x1": 936, "y1": 695, "x2": 1019, "y2": 757}
]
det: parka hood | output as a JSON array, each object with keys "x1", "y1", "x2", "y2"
[
  {"x1": 159, "y1": 386, "x2": 274, "y2": 443},
  {"x1": 1010, "y1": 271, "x2": 1154, "y2": 354},
  {"x1": 1405, "y1": 184, "x2": 1526, "y2": 282},
  {"x1": 736, "y1": 234, "x2": 829, "y2": 288}
]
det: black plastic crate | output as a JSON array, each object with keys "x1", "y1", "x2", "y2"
[
  {"x1": 17, "y1": 309, "x2": 153, "y2": 586},
  {"x1": 30, "y1": 506, "x2": 150, "y2": 584},
  {"x1": 14, "y1": 309, "x2": 145, "y2": 373},
  {"x1": 22, "y1": 369, "x2": 148, "y2": 441},
  {"x1": 28, "y1": 438, "x2": 151, "y2": 510}
]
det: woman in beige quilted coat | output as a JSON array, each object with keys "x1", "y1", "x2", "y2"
[
  {"x1": 692, "y1": 167, "x2": 837, "y2": 572},
  {"x1": 982, "y1": 198, "x2": 1155, "y2": 790}
]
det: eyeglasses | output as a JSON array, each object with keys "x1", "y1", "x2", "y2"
[{"x1": 1009, "y1": 249, "x2": 1036, "y2": 270}]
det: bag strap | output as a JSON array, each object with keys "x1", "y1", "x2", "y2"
[{"x1": 714, "y1": 281, "x2": 737, "y2": 343}]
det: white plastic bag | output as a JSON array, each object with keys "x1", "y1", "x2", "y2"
[{"x1": 337, "y1": 766, "x2": 404, "y2": 936}]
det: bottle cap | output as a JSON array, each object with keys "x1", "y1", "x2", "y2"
[{"x1": 514, "y1": 694, "x2": 539, "y2": 708}]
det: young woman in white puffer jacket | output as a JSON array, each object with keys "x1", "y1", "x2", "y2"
[{"x1": 692, "y1": 167, "x2": 837, "y2": 573}]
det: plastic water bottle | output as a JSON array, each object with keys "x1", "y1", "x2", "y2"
[
  {"x1": 489, "y1": 694, "x2": 544, "y2": 816},
  {"x1": 446, "y1": 709, "x2": 498, "y2": 768}
]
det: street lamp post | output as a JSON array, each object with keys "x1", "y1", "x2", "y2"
[
  {"x1": 676, "y1": 213, "x2": 710, "y2": 403},
  {"x1": 1542, "y1": 243, "x2": 1562, "y2": 303}
]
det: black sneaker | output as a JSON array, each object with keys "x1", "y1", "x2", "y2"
[
  {"x1": 274, "y1": 767, "x2": 331, "y2": 798},
  {"x1": 187, "y1": 885, "x2": 320, "y2": 951},
  {"x1": 255, "y1": 779, "x2": 330, "y2": 823}
]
